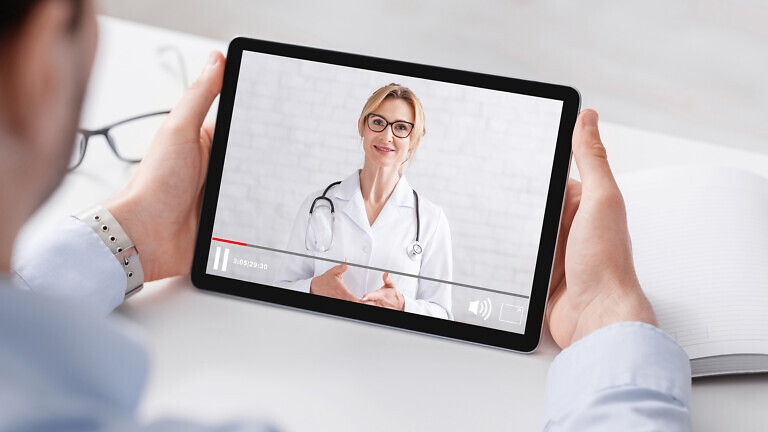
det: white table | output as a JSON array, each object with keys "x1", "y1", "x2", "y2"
[{"x1": 20, "y1": 16, "x2": 768, "y2": 432}]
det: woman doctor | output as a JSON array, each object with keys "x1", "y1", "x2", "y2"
[{"x1": 275, "y1": 84, "x2": 453, "y2": 319}]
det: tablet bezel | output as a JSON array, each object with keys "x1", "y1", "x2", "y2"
[{"x1": 191, "y1": 37, "x2": 579, "y2": 353}]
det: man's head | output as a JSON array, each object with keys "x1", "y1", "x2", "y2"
[{"x1": 0, "y1": 0, "x2": 97, "y2": 238}]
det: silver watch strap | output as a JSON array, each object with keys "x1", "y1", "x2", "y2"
[{"x1": 75, "y1": 204, "x2": 144, "y2": 298}]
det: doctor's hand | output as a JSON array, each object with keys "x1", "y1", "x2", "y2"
[
  {"x1": 310, "y1": 264, "x2": 359, "y2": 302},
  {"x1": 103, "y1": 51, "x2": 225, "y2": 283},
  {"x1": 547, "y1": 109, "x2": 656, "y2": 350},
  {"x1": 361, "y1": 272, "x2": 405, "y2": 311}
]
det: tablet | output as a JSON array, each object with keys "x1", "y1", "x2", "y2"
[{"x1": 192, "y1": 37, "x2": 579, "y2": 352}]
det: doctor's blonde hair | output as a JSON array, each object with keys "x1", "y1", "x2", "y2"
[{"x1": 358, "y1": 84, "x2": 426, "y2": 173}]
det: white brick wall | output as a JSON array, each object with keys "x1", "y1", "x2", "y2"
[{"x1": 210, "y1": 51, "x2": 562, "y2": 330}]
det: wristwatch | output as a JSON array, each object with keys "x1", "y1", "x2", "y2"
[{"x1": 75, "y1": 204, "x2": 144, "y2": 299}]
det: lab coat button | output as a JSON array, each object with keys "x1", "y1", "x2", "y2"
[{"x1": 362, "y1": 246, "x2": 370, "y2": 253}]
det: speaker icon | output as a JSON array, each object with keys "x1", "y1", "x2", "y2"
[{"x1": 468, "y1": 298, "x2": 493, "y2": 320}]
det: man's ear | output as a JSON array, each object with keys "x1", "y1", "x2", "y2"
[{"x1": 0, "y1": 0, "x2": 74, "y2": 146}]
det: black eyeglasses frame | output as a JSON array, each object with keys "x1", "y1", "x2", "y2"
[
  {"x1": 69, "y1": 110, "x2": 170, "y2": 171},
  {"x1": 365, "y1": 113, "x2": 415, "y2": 139}
]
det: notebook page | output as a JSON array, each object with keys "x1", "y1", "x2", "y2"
[{"x1": 616, "y1": 165, "x2": 768, "y2": 360}]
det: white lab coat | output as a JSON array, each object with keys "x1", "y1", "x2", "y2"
[{"x1": 275, "y1": 170, "x2": 453, "y2": 319}]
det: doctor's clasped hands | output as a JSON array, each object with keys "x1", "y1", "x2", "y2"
[{"x1": 311, "y1": 265, "x2": 406, "y2": 310}]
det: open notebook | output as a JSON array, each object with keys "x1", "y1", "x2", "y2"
[{"x1": 616, "y1": 165, "x2": 768, "y2": 377}]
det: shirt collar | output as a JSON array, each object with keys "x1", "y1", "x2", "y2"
[
  {"x1": 334, "y1": 170, "x2": 363, "y2": 202},
  {"x1": 334, "y1": 170, "x2": 415, "y2": 209},
  {"x1": 389, "y1": 174, "x2": 415, "y2": 209}
]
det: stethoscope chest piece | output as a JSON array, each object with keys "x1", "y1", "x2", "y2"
[{"x1": 407, "y1": 240, "x2": 423, "y2": 260}]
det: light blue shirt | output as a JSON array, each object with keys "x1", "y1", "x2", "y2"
[
  {"x1": 2, "y1": 217, "x2": 691, "y2": 430},
  {"x1": 543, "y1": 322, "x2": 692, "y2": 431},
  {"x1": 4, "y1": 217, "x2": 275, "y2": 431}
]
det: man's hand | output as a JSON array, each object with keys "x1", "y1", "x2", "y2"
[
  {"x1": 103, "y1": 51, "x2": 225, "y2": 282},
  {"x1": 361, "y1": 272, "x2": 405, "y2": 311},
  {"x1": 310, "y1": 263, "x2": 359, "y2": 302},
  {"x1": 547, "y1": 109, "x2": 657, "y2": 349}
]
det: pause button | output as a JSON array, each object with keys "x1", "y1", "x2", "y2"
[{"x1": 213, "y1": 247, "x2": 230, "y2": 272}]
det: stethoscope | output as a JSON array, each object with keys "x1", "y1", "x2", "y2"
[{"x1": 306, "y1": 181, "x2": 423, "y2": 260}]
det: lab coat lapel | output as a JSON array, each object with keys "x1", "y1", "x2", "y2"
[
  {"x1": 335, "y1": 171, "x2": 372, "y2": 236},
  {"x1": 341, "y1": 195, "x2": 372, "y2": 236},
  {"x1": 372, "y1": 175, "x2": 413, "y2": 231},
  {"x1": 372, "y1": 199, "x2": 404, "y2": 231}
]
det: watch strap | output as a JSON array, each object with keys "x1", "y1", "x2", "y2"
[{"x1": 75, "y1": 204, "x2": 144, "y2": 299}]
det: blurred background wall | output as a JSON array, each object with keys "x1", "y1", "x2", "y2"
[{"x1": 100, "y1": 0, "x2": 768, "y2": 154}]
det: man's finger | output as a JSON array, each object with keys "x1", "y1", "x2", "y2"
[
  {"x1": 382, "y1": 272, "x2": 394, "y2": 287},
  {"x1": 201, "y1": 118, "x2": 216, "y2": 143},
  {"x1": 562, "y1": 179, "x2": 582, "y2": 229},
  {"x1": 571, "y1": 110, "x2": 618, "y2": 195},
  {"x1": 169, "y1": 51, "x2": 225, "y2": 128}
]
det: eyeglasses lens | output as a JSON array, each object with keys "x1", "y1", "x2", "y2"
[
  {"x1": 367, "y1": 114, "x2": 413, "y2": 138},
  {"x1": 367, "y1": 114, "x2": 387, "y2": 133},
  {"x1": 391, "y1": 121, "x2": 413, "y2": 138}
]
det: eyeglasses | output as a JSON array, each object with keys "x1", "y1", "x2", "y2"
[
  {"x1": 69, "y1": 110, "x2": 170, "y2": 171},
  {"x1": 69, "y1": 45, "x2": 188, "y2": 172},
  {"x1": 366, "y1": 113, "x2": 414, "y2": 138}
]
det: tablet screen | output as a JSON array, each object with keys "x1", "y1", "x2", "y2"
[{"x1": 195, "y1": 39, "x2": 577, "y2": 351}]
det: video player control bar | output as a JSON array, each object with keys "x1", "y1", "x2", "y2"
[{"x1": 211, "y1": 237, "x2": 530, "y2": 300}]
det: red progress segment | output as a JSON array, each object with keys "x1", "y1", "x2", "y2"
[{"x1": 211, "y1": 237, "x2": 247, "y2": 246}]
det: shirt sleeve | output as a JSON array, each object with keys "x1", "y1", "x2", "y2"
[
  {"x1": 12, "y1": 216, "x2": 127, "y2": 316},
  {"x1": 543, "y1": 321, "x2": 692, "y2": 431},
  {"x1": 0, "y1": 286, "x2": 279, "y2": 432}
]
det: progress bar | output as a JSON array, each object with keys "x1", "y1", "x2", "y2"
[{"x1": 211, "y1": 237, "x2": 530, "y2": 300}]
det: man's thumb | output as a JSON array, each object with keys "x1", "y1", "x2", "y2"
[
  {"x1": 571, "y1": 110, "x2": 617, "y2": 193},
  {"x1": 169, "y1": 51, "x2": 225, "y2": 128}
]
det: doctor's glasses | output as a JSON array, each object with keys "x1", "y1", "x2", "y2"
[{"x1": 366, "y1": 113, "x2": 414, "y2": 138}]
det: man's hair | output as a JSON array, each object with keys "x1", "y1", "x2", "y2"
[{"x1": 0, "y1": 0, "x2": 83, "y2": 42}]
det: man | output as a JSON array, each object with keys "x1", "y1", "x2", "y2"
[{"x1": 0, "y1": 0, "x2": 691, "y2": 430}]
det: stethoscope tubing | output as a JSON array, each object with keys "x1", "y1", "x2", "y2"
[{"x1": 308, "y1": 180, "x2": 422, "y2": 254}]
